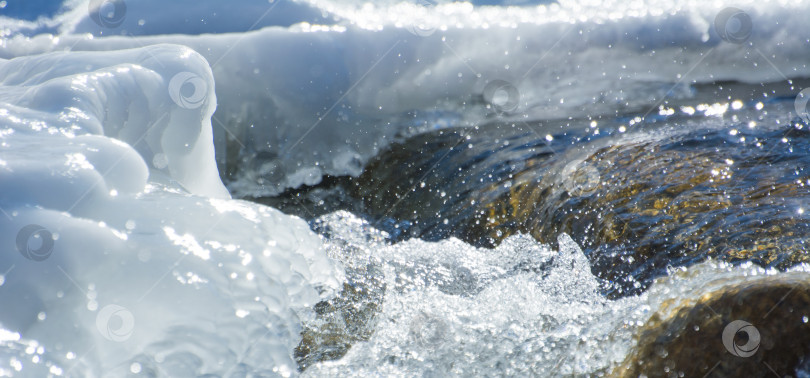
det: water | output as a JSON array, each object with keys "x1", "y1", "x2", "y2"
[
  {"x1": 1, "y1": 0, "x2": 810, "y2": 376},
  {"x1": 269, "y1": 80, "x2": 810, "y2": 375}
]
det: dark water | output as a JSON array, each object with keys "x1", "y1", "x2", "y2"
[
  {"x1": 248, "y1": 79, "x2": 810, "y2": 372},
  {"x1": 255, "y1": 80, "x2": 810, "y2": 301}
]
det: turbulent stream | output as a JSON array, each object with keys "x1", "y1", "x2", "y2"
[
  {"x1": 264, "y1": 79, "x2": 810, "y2": 376},
  {"x1": 1, "y1": 0, "x2": 810, "y2": 377}
]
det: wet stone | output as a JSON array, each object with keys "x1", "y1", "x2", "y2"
[
  {"x1": 617, "y1": 277, "x2": 810, "y2": 377},
  {"x1": 350, "y1": 116, "x2": 810, "y2": 297}
]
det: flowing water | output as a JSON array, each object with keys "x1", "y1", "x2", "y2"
[
  {"x1": 1, "y1": 0, "x2": 810, "y2": 377},
  {"x1": 261, "y1": 80, "x2": 810, "y2": 375}
]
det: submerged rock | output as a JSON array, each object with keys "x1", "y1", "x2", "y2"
[
  {"x1": 617, "y1": 276, "x2": 810, "y2": 377},
  {"x1": 481, "y1": 124, "x2": 810, "y2": 295},
  {"x1": 350, "y1": 111, "x2": 810, "y2": 296}
]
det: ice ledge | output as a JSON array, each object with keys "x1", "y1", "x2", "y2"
[{"x1": 0, "y1": 43, "x2": 228, "y2": 200}]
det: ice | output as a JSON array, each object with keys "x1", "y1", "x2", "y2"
[
  {"x1": 0, "y1": 197, "x2": 342, "y2": 375},
  {"x1": 0, "y1": 44, "x2": 228, "y2": 198},
  {"x1": 0, "y1": 41, "x2": 343, "y2": 376},
  {"x1": 3, "y1": 0, "x2": 809, "y2": 195},
  {"x1": 0, "y1": 0, "x2": 809, "y2": 376}
]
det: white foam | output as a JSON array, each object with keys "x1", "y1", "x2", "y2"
[
  {"x1": 304, "y1": 212, "x2": 810, "y2": 376},
  {"x1": 305, "y1": 211, "x2": 642, "y2": 376}
]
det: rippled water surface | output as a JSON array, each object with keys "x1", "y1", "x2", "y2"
[{"x1": 259, "y1": 80, "x2": 810, "y2": 375}]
